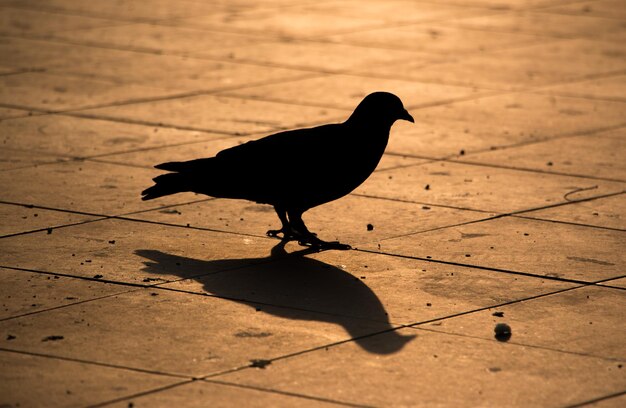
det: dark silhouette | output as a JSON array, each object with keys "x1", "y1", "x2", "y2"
[
  {"x1": 141, "y1": 92, "x2": 414, "y2": 249},
  {"x1": 136, "y1": 241, "x2": 415, "y2": 354}
]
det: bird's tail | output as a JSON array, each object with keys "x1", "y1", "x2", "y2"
[{"x1": 141, "y1": 173, "x2": 188, "y2": 201}]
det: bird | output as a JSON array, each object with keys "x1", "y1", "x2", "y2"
[{"x1": 141, "y1": 91, "x2": 414, "y2": 249}]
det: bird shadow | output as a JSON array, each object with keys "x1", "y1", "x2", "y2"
[{"x1": 135, "y1": 240, "x2": 415, "y2": 355}]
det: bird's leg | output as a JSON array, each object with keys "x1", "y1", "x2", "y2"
[
  {"x1": 266, "y1": 206, "x2": 297, "y2": 240},
  {"x1": 287, "y1": 210, "x2": 351, "y2": 250}
]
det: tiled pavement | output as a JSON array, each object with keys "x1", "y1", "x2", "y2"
[{"x1": 0, "y1": 0, "x2": 624, "y2": 406}]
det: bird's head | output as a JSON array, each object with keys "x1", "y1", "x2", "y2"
[{"x1": 346, "y1": 92, "x2": 414, "y2": 127}]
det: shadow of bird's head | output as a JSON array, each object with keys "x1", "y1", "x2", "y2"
[{"x1": 347, "y1": 92, "x2": 414, "y2": 127}]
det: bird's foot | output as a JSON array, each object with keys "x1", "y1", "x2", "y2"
[
  {"x1": 266, "y1": 227, "x2": 298, "y2": 241},
  {"x1": 297, "y1": 235, "x2": 352, "y2": 251}
]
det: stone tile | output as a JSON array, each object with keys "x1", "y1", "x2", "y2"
[
  {"x1": 220, "y1": 327, "x2": 624, "y2": 407},
  {"x1": 389, "y1": 92, "x2": 626, "y2": 158},
  {"x1": 324, "y1": 23, "x2": 544, "y2": 54},
  {"x1": 579, "y1": 394, "x2": 626, "y2": 408},
  {"x1": 0, "y1": 288, "x2": 391, "y2": 377},
  {"x1": 423, "y1": 285, "x2": 626, "y2": 360},
  {"x1": 108, "y1": 380, "x2": 339, "y2": 408},
  {"x1": 0, "y1": 267, "x2": 125, "y2": 320},
  {"x1": 0, "y1": 202, "x2": 97, "y2": 237},
  {"x1": 294, "y1": 0, "x2": 486, "y2": 23},
  {"x1": 91, "y1": 135, "x2": 264, "y2": 168},
  {"x1": 437, "y1": 0, "x2": 568, "y2": 9},
  {"x1": 221, "y1": 74, "x2": 484, "y2": 110},
  {"x1": 3, "y1": 0, "x2": 224, "y2": 21},
  {"x1": 368, "y1": 39, "x2": 626, "y2": 90},
  {"x1": 177, "y1": 7, "x2": 383, "y2": 39},
  {"x1": 541, "y1": 0, "x2": 626, "y2": 20},
  {"x1": 366, "y1": 216, "x2": 625, "y2": 282},
  {"x1": 84, "y1": 95, "x2": 349, "y2": 134},
  {"x1": 0, "y1": 148, "x2": 68, "y2": 171},
  {"x1": 156, "y1": 244, "x2": 573, "y2": 327},
  {"x1": 130, "y1": 193, "x2": 487, "y2": 246},
  {"x1": 537, "y1": 74, "x2": 626, "y2": 102},
  {"x1": 523, "y1": 193, "x2": 626, "y2": 230},
  {"x1": 0, "y1": 350, "x2": 180, "y2": 408},
  {"x1": 458, "y1": 131, "x2": 626, "y2": 180},
  {"x1": 445, "y1": 10, "x2": 626, "y2": 40},
  {"x1": 599, "y1": 278, "x2": 626, "y2": 289},
  {"x1": 0, "y1": 7, "x2": 117, "y2": 37},
  {"x1": 0, "y1": 160, "x2": 204, "y2": 214},
  {"x1": 0, "y1": 37, "x2": 308, "y2": 92},
  {"x1": 357, "y1": 160, "x2": 625, "y2": 213},
  {"x1": 0, "y1": 218, "x2": 279, "y2": 284},
  {"x1": 0, "y1": 71, "x2": 179, "y2": 111},
  {"x1": 0, "y1": 106, "x2": 34, "y2": 120},
  {"x1": 0, "y1": 114, "x2": 218, "y2": 158},
  {"x1": 196, "y1": 40, "x2": 432, "y2": 73},
  {"x1": 53, "y1": 23, "x2": 269, "y2": 54}
]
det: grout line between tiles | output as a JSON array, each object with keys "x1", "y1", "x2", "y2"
[
  {"x1": 562, "y1": 390, "x2": 626, "y2": 408},
  {"x1": 200, "y1": 275, "x2": 624, "y2": 380},
  {"x1": 203, "y1": 379, "x2": 374, "y2": 408},
  {"x1": 0, "y1": 347, "x2": 189, "y2": 379}
]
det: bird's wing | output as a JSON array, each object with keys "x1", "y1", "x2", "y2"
[{"x1": 215, "y1": 124, "x2": 341, "y2": 165}]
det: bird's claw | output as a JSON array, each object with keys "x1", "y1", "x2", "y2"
[{"x1": 297, "y1": 237, "x2": 351, "y2": 251}]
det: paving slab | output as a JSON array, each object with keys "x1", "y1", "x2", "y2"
[
  {"x1": 52, "y1": 23, "x2": 269, "y2": 55},
  {"x1": 84, "y1": 95, "x2": 349, "y2": 135},
  {"x1": 218, "y1": 327, "x2": 625, "y2": 407},
  {"x1": 0, "y1": 288, "x2": 393, "y2": 377},
  {"x1": 323, "y1": 22, "x2": 545, "y2": 55},
  {"x1": 0, "y1": 160, "x2": 200, "y2": 214},
  {"x1": 195, "y1": 40, "x2": 432, "y2": 73},
  {"x1": 0, "y1": 267, "x2": 126, "y2": 320},
  {"x1": 0, "y1": 202, "x2": 97, "y2": 237},
  {"x1": 523, "y1": 193, "x2": 626, "y2": 230},
  {"x1": 0, "y1": 350, "x2": 181, "y2": 408},
  {"x1": 435, "y1": 0, "x2": 570, "y2": 9},
  {"x1": 367, "y1": 39, "x2": 626, "y2": 90},
  {"x1": 444, "y1": 10, "x2": 626, "y2": 40},
  {"x1": 156, "y1": 244, "x2": 573, "y2": 327},
  {"x1": 541, "y1": 0, "x2": 626, "y2": 20},
  {"x1": 176, "y1": 7, "x2": 383, "y2": 39},
  {"x1": 2, "y1": 0, "x2": 226, "y2": 21},
  {"x1": 391, "y1": 92, "x2": 626, "y2": 159},
  {"x1": 365, "y1": 215, "x2": 625, "y2": 283},
  {"x1": 419, "y1": 285, "x2": 626, "y2": 360},
  {"x1": 289, "y1": 0, "x2": 488, "y2": 24},
  {"x1": 536, "y1": 73, "x2": 626, "y2": 102},
  {"x1": 0, "y1": 218, "x2": 280, "y2": 284},
  {"x1": 0, "y1": 106, "x2": 36, "y2": 120},
  {"x1": 0, "y1": 7, "x2": 118, "y2": 37},
  {"x1": 356, "y1": 160, "x2": 625, "y2": 213},
  {"x1": 220, "y1": 74, "x2": 484, "y2": 110},
  {"x1": 0, "y1": 37, "x2": 310, "y2": 92},
  {"x1": 0, "y1": 114, "x2": 219, "y2": 158},
  {"x1": 129, "y1": 193, "x2": 488, "y2": 246},
  {"x1": 599, "y1": 278, "x2": 626, "y2": 290},
  {"x1": 107, "y1": 380, "x2": 342, "y2": 408},
  {"x1": 0, "y1": 71, "x2": 180, "y2": 111},
  {"x1": 0, "y1": 148, "x2": 68, "y2": 171},
  {"x1": 458, "y1": 130, "x2": 626, "y2": 181}
]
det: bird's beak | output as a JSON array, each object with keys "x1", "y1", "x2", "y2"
[{"x1": 399, "y1": 109, "x2": 414, "y2": 123}]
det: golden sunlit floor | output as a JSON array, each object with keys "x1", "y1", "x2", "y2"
[{"x1": 0, "y1": 0, "x2": 625, "y2": 407}]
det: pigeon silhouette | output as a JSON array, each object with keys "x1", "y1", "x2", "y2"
[{"x1": 141, "y1": 92, "x2": 413, "y2": 249}]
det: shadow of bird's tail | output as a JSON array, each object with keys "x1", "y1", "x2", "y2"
[{"x1": 141, "y1": 172, "x2": 189, "y2": 201}]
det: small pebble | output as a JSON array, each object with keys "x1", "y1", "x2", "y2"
[
  {"x1": 494, "y1": 323, "x2": 512, "y2": 342},
  {"x1": 367, "y1": 223, "x2": 374, "y2": 231}
]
